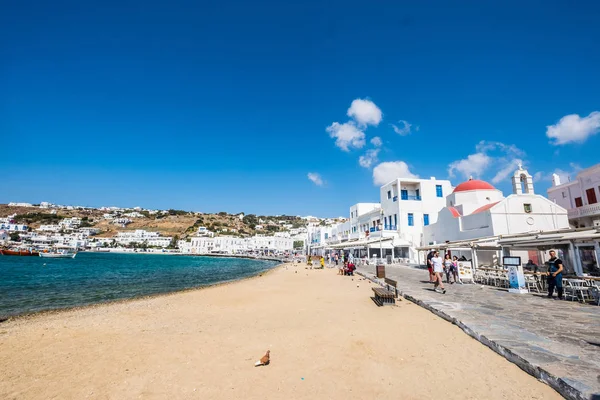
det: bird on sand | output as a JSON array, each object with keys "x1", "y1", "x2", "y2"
[{"x1": 255, "y1": 350, "x2": 270, "y2": 367}]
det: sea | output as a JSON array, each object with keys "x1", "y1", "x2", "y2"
[{"x1": 0, "y1": 252, "x2": 279, "y2": 318}]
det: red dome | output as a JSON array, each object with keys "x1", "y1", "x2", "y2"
[{"x1": 453, "y1": 179, "x2": 496, "y2": 193}]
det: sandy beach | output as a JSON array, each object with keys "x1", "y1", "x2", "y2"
[{"x1": 0, "y1": 263, "x2": 560, "y2": 400}]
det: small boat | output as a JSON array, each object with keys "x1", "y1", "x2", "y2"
[
  {"x1": 39, "y1": 249, "x2": 77, "y2": 259},
  {"x1": 1, "y1": 249, "x2": 40, "y2": 256}
]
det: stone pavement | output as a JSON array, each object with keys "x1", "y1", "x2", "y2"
[{"x1": 357, "y1": 263, "x2": 600, "y2": 400}]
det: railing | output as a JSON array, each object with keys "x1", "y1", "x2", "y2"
[
  {"x1": 401, "y1": 195, "x2": 421, "y2": 201},
  {"x1": 384, "y1": 225, "x2": 397, "y2": 230},
  {"x1": 568, "y1": 203, "x2": 600, "y2": 218}
]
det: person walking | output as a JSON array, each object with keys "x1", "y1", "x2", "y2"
[
  {"x1": 430, "y1": 251, "x2": 446, "y2": 294},
  {"x1": 443, "y1": 254, "x2": 454, "y2": 283},
  {"x1": 452, "y1": 255, "x2": 462, "y2": 284},
  {"x1": 426, "y1": 250, "x2": 435, "y2": 283},
  {"x1": 546, "y1": 250, "x2": 564, "y2": 299}
]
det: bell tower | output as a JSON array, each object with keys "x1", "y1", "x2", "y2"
[{"x1": 512, "y1": 164, "x2": 534, "y2": 195}]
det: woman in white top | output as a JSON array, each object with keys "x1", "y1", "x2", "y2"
[{"x1": 430, "y1": 251, "x2": 446, "y2": 294}]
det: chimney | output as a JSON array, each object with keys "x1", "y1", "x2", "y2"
[{"x1": 551, "y1": 173, "x2": 561, "y2": 186}]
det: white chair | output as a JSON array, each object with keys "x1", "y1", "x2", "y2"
[
  {"x1": 525, "y1": 276, "x2": 541, "y2": 293},
  {"x1": 589, "y1": 285, "x2": 600, "y2": 306},
  {"x1": 569, "y1": 280, "x2": 591, "y2": 302}
]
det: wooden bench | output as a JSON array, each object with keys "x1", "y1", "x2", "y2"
[{"x1": 371, "y1": 286, "x2": 396, "y2": 306}]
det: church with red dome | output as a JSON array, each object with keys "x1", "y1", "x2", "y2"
[{"x1": 423, "y1": 167, "x2": 569, "y2": 248}]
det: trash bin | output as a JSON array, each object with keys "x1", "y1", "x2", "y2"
[{"x1": 376, "y1": 264, "x2": 385, "y2": 279}]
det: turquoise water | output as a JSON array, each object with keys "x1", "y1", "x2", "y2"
[{"x1": 0, "y1": 252, "x2": 278, "y2": 318}]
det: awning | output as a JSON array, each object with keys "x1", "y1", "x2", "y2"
[
  {"x1": 327, "y1": 237, "x2": 394, "y2": 249},
  {"x1": 499, "y1": 228, "x2": 600, "y2": 247},
  {"x1": 416, "y1": 236, "x2": 501, "y2": 251}
]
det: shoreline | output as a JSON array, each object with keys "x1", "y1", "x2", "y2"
[
  {"x1": 83, "y1": 249, "x2": 286, "y2": 262},
  {"x1": 0, "y1": 262, "x2": 284, "y2": 324}
]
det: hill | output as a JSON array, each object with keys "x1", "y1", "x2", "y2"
[{"x1": 0, "y1": 205, "x2": 307, "y2": 239}]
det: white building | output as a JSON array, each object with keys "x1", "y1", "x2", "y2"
[
  {"x1": 547, "y1": 163, "x2": 600, "y2": 229},
  {"x1": 189, "y1": 234, "x2": 293, "y2": 255},
  {"x1": 423, "y1": 168, "x2": 569, "y2": 264},
  {"x1": 0, "y1": 230, "x2": 9, "y2": 243},
  {"x1": 8, "y1": 202, "x2": 33, "y2": 207},
  {"x1": 115, "y1": 230, "x2": 173, "y2": 248},
  {"x1": 0, "y1": 222, "x2": 28, "y2": 232},
  {"x1": 196, "y1": 227, "x2": 215, "y2": 237},
  {"x1": 38, "y1": 224, "x2": 61, "y2": 232},
  {"x1": 59, "y1": 217, "x2": 82, "y2": 230}
]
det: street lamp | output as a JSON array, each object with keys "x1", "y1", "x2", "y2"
[{"x1": 379, "y1": 208, "x2": 384, "y2": 263}]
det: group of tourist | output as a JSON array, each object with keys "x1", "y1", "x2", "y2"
[
  {"x1": 427, "y1": 251, "x2": 465, "y2": 294},
  {"x1": 426, "y1": 248, "x2": 566, "y2": 300},
  {"x1": 337, "y1": 258, "x2": 356, "y2": 276}
]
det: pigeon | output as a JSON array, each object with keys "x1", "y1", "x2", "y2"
[{"x1": 255, "y1": 350, "x2": 270, "y2": 367}]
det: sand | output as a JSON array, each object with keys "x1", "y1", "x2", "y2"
[{"x1": 0, "y1": 263, "x2": 560, "y2": 400}]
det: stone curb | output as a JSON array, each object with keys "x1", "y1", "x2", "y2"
[{"x1": 356, "y1": 271, "x2": 587, "y2": 400}]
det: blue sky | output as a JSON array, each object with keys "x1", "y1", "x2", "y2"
[{"x1": 2, "y1": 0, "x2": 599, "y2": 216}]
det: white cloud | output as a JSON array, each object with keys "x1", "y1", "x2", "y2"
[
  {"x1": 347, "y1": 99, "x2": 382, "y2": 127},
  {"x1": 359, "y1": 149, "x2": 380, "y2": 169},
  {"x1": 449, "y1": 141, "x2": 527, "y2": 183},
  {"x1": 491, "y1": 158, "x2": 523, "y2": 184},
  {"x1": 532, "y1": 163, "x2": 582, "y2": 184},
  {"x1": 448, "y1": 153, "x2": 491, "y2": 179},
  {"x1": 533, "y1": 171, "x2": 545, "y2": 182},
  {"x1": 370, "y1": 136, "x2": 382, "y2": 147},
  {"x1": 546, "y1": 111, "x2": 600, "y2": 145},
  {"x1": 391, "y1": 120, "x2": 412, "y2": 136},
  {"x1": 326, "y1": 122, "x2": 366, "y2": 152},
  {"x1": 307, "y1": 172, "x2": 324, "y2": 187},
  {"x1": 373, "y1": 161, "x2": 418, "y2": 185}
]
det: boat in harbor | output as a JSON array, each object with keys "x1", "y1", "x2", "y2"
[
  {"x1": 1, "y1": 249, "x2": 40, "y2": 256},
  {"x1": 39, "y1": 249, "x2": 77, "y2": 259}
]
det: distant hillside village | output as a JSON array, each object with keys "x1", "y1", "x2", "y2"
[{"x1": 0, "y1": 202, "x2": 347, "y2": 256}]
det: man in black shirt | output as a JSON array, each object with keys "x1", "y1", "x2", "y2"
[
  {"x1": 546, "y1": 250, "x2": 564, "y2": 299},
  {"x1": 426, "y1": 250, "x2": 435, "y2": 283}
]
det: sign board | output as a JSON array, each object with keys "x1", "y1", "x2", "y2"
[
  {"x1": 456, "y1": 261, "x2": 474, "y2": 282},
  {"x1": 503, "y1": 256, "x2": 528, "y2": 294}
]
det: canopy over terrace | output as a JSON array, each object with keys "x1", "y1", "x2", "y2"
[
  {"x1": 312, "y1": 237, "x2": 412, "y2": 260},
  {"x1": 416, "y1": 236, "x2": 502, "y2": 267},
  {"x1": 498, "y1": 227, "x2": 600, "y2": 276}
]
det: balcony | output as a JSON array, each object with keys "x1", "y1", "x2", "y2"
[
  {"x1": 400, "y1": 194, "x2": 421, "y2": 201},
  {"x1": 568, "y1": 203, "x2": 600, "y2": 219},
  {"x1": 384, "y1": 225, "x2": 397, "y2": 231}
]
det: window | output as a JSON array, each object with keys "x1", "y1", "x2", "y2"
[
  {"x1": 401, "y1": 189, "x2": 408, "y2": 200},
  {"x1": 408, "y1": 213, "x2": 414, "y2": 226},
  {"x1": 524, "y1": 204, "x2": 532, "y2": 213},
  {"x1": 384, "y1": 216, "x2": 387, "y2": 227},
  {"x1": 562, "y1": 191, "x2": 566, "y2": 198},
  {"x1": 394, "y1": 214, "x2": 397, "y2": 227},
  {"x1": 436, "y1": 185, "x2": 443, "y2": 198},
  {"x1": 416, "y1": 189, "x2": 420, "y2": 199},
  {"x1": 424, "y1": 214, "x2": 429, "y2": 226},
  {"x1": 586, "y1": 188, "x2": 597, "y2": 205},
  {"x1": 387, "y1": 190, "x2": 391, "y2": 199},
  {"x1": 324, "y1": 233, "x2": 328, "y2": 239},
  {"x1": 575, "y1": 197, "x2": 583, "y2": 208}
]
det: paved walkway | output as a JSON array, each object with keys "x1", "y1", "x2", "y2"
[{"x1": 357, "y1": 263, "x2": 600, "y2": 400}]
